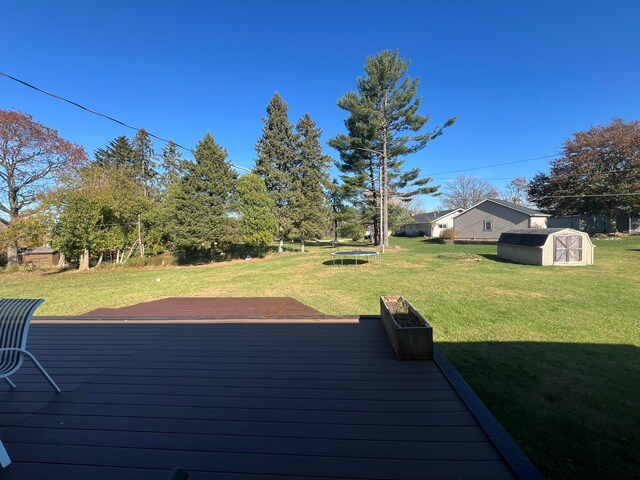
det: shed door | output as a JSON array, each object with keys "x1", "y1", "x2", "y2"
[{"x1": 554, "y1": 235, "x2": 582, "y2": 263}]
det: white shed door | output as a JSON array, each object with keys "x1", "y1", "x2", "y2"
[{"x1": 554, "y1": 235, "x2": 583, "y2": 263}]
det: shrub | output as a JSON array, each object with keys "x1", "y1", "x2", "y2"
[{"x1": 439, "y1": 228, "x2": 456, "y2": 240}]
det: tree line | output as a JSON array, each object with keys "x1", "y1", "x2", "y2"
[
  {"x1": 2, "y1": 50, "x2": 455, "y2": 269},
  {"x1": 3, "y1": 49, "x2": 635, "y2": 269}
]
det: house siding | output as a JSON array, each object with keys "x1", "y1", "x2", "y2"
[
  {"x1": 430, "y1": 216, "x2": 455, "y2": 238},
  {"x1": 398, "y1": 210, "x2": 460, "y2": 237},
  {"x1": 454, "y1": 202, "x2": 532, "y2": 239},
  {"x1": 400, "y1": 222, "x2": 431, "y2": 236}
]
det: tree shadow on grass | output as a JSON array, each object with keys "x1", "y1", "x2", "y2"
[
  {"x1": 41, "y1": 266, "x2": 76, "y2": 276},
  {"x1": 420, "y1": 238, "x2": 442, "y2": 244},
  {"x1": 437, "y1": 341, "x2": 640, "y2": 480},
  {"x1": 321, "y1": 259, "x2": 377, "y2": 266},
  {"x1": 478, "y1": 253, "x2": 514, "y2": 263}
]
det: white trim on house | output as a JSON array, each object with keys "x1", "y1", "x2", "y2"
[{"x1": 397, "y1": 208, "x2": 463, "y2": 238}]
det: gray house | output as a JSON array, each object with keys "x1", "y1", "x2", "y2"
[
  {"x1": 397, "y1": 209, "x2": 463, "y2": 237},
  {"x1": 549, "y1": 212, "x2": 640, "y2": 234},
  {"x1": 453, "y1": 199, "x2": 550, "y2": 241}
]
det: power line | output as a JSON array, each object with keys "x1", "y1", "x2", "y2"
[
  {"x1": 0, "y1": 70, "x2": 252, "y2": 172},
  {"x1": 413, "y1": 192, "x2": 639, "y2": 200},
  {"x1": 424, "y1": 154, "x2": 560, "y2": 177},
  {"x1": 543, "y1": 192, "x2": 640, "y2": 198}
]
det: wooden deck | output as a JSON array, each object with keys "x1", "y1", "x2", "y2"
[
  {"x1": 79, "y1": 297, "x2": 323, "y2": 318},
  {"x1": 0, "y1": 315, "x2": 533, "y2": 479}
]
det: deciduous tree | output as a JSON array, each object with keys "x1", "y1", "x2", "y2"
[
  {"x1": 503, "y1": 177, "x2": 530, "y2": 206},
  {"x1": 528, "y1": 119, "x2": 640, "y2": 232},
  {"x1": 439, "y1": 175, "x2": 499, "y2": 210},
  {"x1": 0, "y1": 109, "x2": 86, "y2": 265}
]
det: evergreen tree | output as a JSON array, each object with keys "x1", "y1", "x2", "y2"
[
  {"x1": 254, "y1": 93, "x2": 299, "y2": 253},
  {"x1": 94, "y1": 136, "x2": 135, "y2": 169},
  {"x1": 167, "y1": 133, "x2": 237, "y2": 259},
  {"x1": 233, "y1": 173, "x2": 276, "y2": 256},
  {"x1": 291, "y1": 114, "x2": 332, "y2": 252},
  {"x1": 160, "y1": 140, "x2": 184, "y2": 190},
  {"x1": 329, "y1": 50, "x2": 455, "y2": 246},
  {"x1": 131, "y1": 128, "x2": 157, "y2": 196}
]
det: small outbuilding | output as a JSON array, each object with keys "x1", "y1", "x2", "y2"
[
  {"x1": 497, "y1": 228, "x2": 594, "y2": 266},
  {"x1": 20, "y1": 246, "x2": 61, "y2": 267}
]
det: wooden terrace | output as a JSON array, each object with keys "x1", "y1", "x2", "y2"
[{"x1": 0, "y1": 298, "x2": 541, "y2": 479}]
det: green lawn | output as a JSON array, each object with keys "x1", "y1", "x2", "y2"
[{"x1": 2, "y1": 236, "x2": 639, "y2": 478}]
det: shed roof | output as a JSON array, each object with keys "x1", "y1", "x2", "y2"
[
  {"x1": 22, "y1": 246, "x2": 58, "y2": 255},
  {"x1": 498, "y1": 228, "x2": 576, "y2": 246}
]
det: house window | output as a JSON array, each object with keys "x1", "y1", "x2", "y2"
[
  {"x1": 483, "y1": 220, "x2": 493, "y2": 231},
  {"x1": 438, "y1": 224, "x2": 447, "y2": 229}
]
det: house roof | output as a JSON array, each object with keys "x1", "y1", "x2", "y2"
[
  {"x1": 458, "y1": 199, "x2": 550, "y2": 218},
  {"x1": 412, "y1": 209, "x2": 461, "y2": 223},
  {"x1": 498, "y1": 228, "x2": 578, "y2": 246}
]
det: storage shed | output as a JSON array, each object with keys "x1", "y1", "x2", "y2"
[
  {"x1": 497, "y1": 228, "x2": 594, "y2": 266},
  {"x1": 20, "y1": 246, "x2": 61, "y2": 267}
]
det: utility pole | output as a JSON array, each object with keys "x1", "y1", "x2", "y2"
[
  {"x1": 379, "y1": 166, "x2": 384, "y2": 252},
  {"x1": 381, "y1": 93, "x2": 389, "y2": 248},
  {"x1": 357, "y1": 147, "x2": 386, "y2": 252}
]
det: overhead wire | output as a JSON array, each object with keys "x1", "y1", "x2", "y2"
[{"x1": 0, "y1": 70, "x2": 252, "y2": 172}]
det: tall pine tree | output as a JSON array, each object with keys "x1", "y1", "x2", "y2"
[
  {"x1": 131, "y1": 128, "x2": 157, "y2": 196},
  {"x1": 254, "y1": 93, "x2": 299, "y2": 253},
  {"x1": 167, "y1": 133, "x2": 237, "y2": 259},
  {"x1": 94, "y1": 136, "x2": 135, "y2": 170},
  {"x1": 291, "y1": 114, "x2": 332, "y2": 252},
  {"x1": 329, "y1": 50, "x2": 455, "y2": 246},
  {"x1": 160, "y1": 140, "x2": 184, "y2": 190}
]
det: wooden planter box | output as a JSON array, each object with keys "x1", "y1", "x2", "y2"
[{"x1": 380, "y1": 296, "x2": 433, "y2": 360}]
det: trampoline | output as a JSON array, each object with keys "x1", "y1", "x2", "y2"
[{"x1": 330, "y1": 250, "x2": 380, "y2": 266}]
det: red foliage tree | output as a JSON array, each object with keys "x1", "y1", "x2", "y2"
[
  {"x1": 0, "y1": 109, "x2": 87, "y2": 265},
  {"x1": 528, "y1": 119, "x2": 640, "y2": 232}
]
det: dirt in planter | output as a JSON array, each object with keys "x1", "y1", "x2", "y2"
[
  {"x1": 393, "y1": 312, "x2": 426, "y2": 328},
  {"x1": 387, "y1": 298, "x2": 426, "y2": 328}
]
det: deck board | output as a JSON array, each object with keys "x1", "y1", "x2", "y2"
[{"x1": 0, "y1": 318, "x2": 518, "y2": 479}]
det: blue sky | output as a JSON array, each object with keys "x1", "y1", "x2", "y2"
[{"x1": 2, "y1": 1, "x2": 638, "y2": 209}]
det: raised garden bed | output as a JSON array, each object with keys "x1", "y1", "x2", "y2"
[{"x1": 380, "y1": 296, "x2": 433, "y2": 360}]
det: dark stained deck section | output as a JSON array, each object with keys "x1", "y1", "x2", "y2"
[
  {"x1": 79, "y1": 297, "x2": 322, "y2": 318},
  {"x1": 0, "y1": 317, "x2": 521, "y2": 479}
]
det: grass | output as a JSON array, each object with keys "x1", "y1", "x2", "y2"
[{"x1": 1, "y1": 236, "x2": 639, "y2": 479}]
